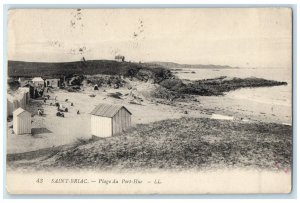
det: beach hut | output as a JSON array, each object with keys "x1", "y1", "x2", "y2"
[
  {"x1": 7, "y1": 94, "x2": 15, "y2": 117},
  {"x1": 7, "y1": 88, "x2": 30, "y2": 117},
  {"x1": 19, "y1": 87, "x2": 30, "y2": 104},
  {"x1": 32, "y1": 77, "x2": 44, "y2": 87},
  {"x1": 23, "y1": 84, "x2": 35, "y2": 99},
  {"x1": 90, "y1": 103, "x2": 132, "y2": 137},
  {"x1": 13, "y1": 107, "x2": 31, "y2": 135},
  {"x1": 45, "y1": 78, "x2": 61, "y2": 88}
]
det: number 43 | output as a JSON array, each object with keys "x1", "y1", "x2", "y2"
[{"x1": 36, "y1": 178, "x2": 43, "y2": 183}]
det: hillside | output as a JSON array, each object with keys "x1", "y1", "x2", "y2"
[
  {"x1": 7, "y1": 117, "x2": 292, "y2": 171},
  {"x1": 7, "y1": 60, "x2": 236, "y2": 79},
  {"x1": 7, "y1": 60, "x2": 174, "y2": 83}
]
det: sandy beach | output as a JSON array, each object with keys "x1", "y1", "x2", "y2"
[{"x1": 6, "y1": 78, "x2": 292, "y2": 154}]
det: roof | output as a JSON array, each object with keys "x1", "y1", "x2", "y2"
[
  {"x1": 18, "y1": 87, "x2": 30, "y2": 93},
  {"x1": 90, "y1": 103, "x2": 132, "y2": 118},
  {"x1": 13, "y1": 107, "x2": 30, "y2": 117},
  {"x1": 7, "y1": 87, "x2": 29, "y2": 101},
  {"x1": 32, "y1": 77, "x2": 44, "y2": 82}
]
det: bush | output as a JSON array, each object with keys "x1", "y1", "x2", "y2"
[{"x1": 159, "y1": 79, "x2": 185, "y2": 91}]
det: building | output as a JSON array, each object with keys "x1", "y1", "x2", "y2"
[
  {"x1": 90, "y1": 103, "x2": 132, "y2": 137},
  {"x1": 45, "y1": 78, "x2": 61, "y2": 88},
  {"x1": 13, "y1": 107, "x2": 31, "y2": 135},
  {"x1": 32, "y1": 77, "x2": 44, "y2": 87},
  {"x1": 115, "y1": 55, "x2": 125, "y2": 62}
]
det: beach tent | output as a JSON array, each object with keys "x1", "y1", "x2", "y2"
[
  {"x1": 90, "y1": 103, "x2": 132, "y2": 137},
  {"x1": 13, "y1": 107, "x2": 31, "y2": 135}
]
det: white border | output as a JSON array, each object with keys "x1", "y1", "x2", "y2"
[{"x1": 0, "y1": 0, "x2": 298, "y2": 202}]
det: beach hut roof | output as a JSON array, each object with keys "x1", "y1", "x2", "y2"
[
  {"x1": 18, "y1": 87, "x2": 30, "y2": 93},
  {"x1": 32, "y1": 77, "x2": 44, "y2": 82},
  {"x1": 13, "y1": 107, "x2": 30, "y2": 117},
  {"x1": 90, "y1": 103, "x2": 131, "y2": 118}
]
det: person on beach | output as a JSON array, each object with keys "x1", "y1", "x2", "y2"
[{"x1": 38, "y1": 109, "x2": 43, "y2": 116}]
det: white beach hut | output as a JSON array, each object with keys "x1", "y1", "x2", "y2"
[
  {"x1": 19, "y1": 87, "x2": 30, "y2": 104},
  {"x1": 32, "y1": 77, "x2": 44, "y2": 87},
  {"x1": 13, "y1": 107, "x2": 31, "y2": 135},
  {"x1": 45, "y1": 78, "x2": 61, "y2": 88},
  {"x1": 7, "y1": 88, "x2": 30, "y2": 117},
  {"x1": 90, "y1": 103, "x2": 132, "y2": 137},
  {"x1": 7, "y1": 94, "x2": 15, "y2": 117}
]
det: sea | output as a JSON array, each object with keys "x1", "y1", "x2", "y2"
[{"x1": 174, "y1": 67, "x2": 292, "y2": 108}]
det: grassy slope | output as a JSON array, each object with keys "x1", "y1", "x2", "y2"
[
  {"x1": 8, "y1": 60, "x2": 171, "y2": 79},
  {"x1": 7, "y1": 117, "x2": 292, "y2": 171}
]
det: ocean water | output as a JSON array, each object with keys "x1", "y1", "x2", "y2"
[{"x1": 174, "y1": 67, "x2": 292, "y2": 108}]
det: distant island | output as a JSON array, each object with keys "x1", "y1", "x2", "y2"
[{"x1": 148, "y1": 61, "x2": 239, "y2": 69}]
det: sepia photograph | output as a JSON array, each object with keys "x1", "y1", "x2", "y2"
[{"x1": 5, "y1": 7, "x2": 293, "y2": 194}]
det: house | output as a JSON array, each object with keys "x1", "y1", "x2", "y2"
[
  {"x1": 115, "y1": 55, "x2": 125, "y2": 62},
  {"x1": 45, "y1": 78, "x2": 61, "y2": 88},
  {"x1": 90, "y1": 103, "x2": 132, "y2": 137},
  {"x1": 32, "y1": 77, "x2": 44, "y2": 87},
  {"x1": 13, "y1": 107, "x2": 31, "y2": 135}
]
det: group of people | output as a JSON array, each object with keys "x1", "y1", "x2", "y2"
[{"x1": 38, "y1": 94, "x2": 80, "y2": 117}]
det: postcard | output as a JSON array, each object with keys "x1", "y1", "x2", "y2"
[{"x1": 6, "y1": 8, "x2": 292, "y2": 194}]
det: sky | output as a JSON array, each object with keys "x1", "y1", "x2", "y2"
[{"x1": 7, "y1": 8, "x2": 292, "y2": 68}]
